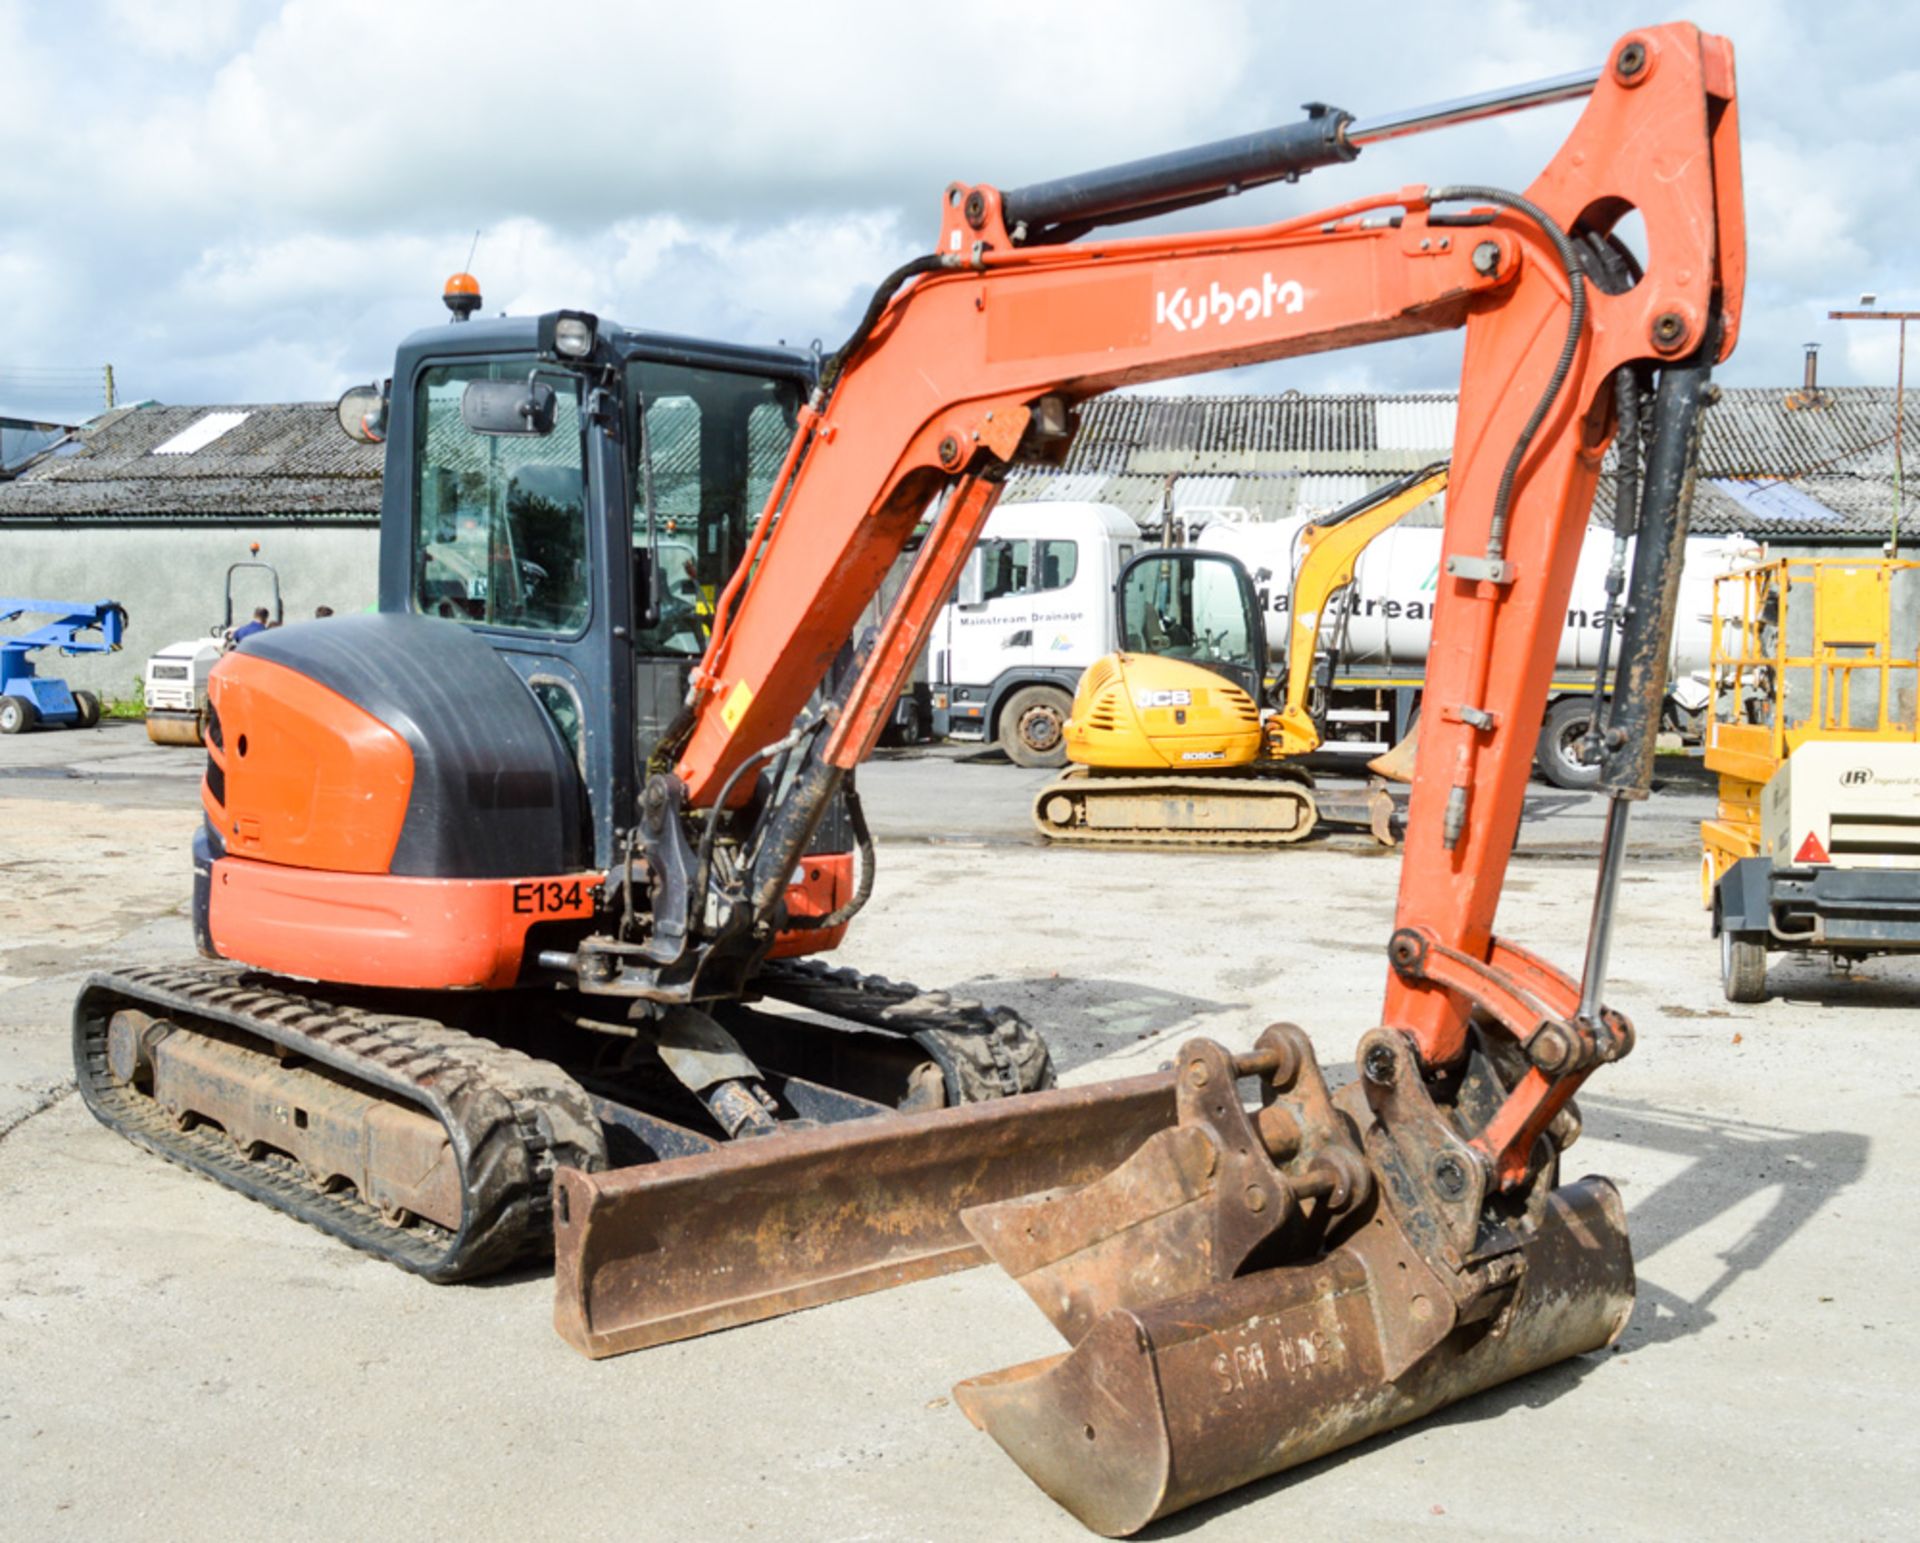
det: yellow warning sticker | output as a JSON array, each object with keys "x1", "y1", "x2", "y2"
[{"x1": 720, "y1": 679, "x2": 754, "y2": 732}]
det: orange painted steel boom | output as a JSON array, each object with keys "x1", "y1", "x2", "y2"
[
  {"x1": 563, "y1": 23, "x2": 1743, "y2": 1530},
  {"x1": 665, "y1": 21, "x2": 1737, "y2": 1070}
]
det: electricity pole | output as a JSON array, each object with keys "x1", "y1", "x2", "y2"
[{"x1": 1828, "y1": 305, "x2": 1917, "y2": 549}]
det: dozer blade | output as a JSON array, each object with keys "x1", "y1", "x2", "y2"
[
  {"x1": 552, "y1": 1072, "x2": 1176, "y2": 1358},
  {"x1": 955, "y1": 1176, "x2": 1633, "y2": 1537},
  {"x1": 1311, "y1": 778, "x2": 1399, "y2": 845}
]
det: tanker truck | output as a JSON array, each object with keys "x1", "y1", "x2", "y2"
[
  {"x1": 930, "y1": 492, "x2": 1750, "y2": 787},
  {"x1": 1196, "y1": 514, "x2": 1755, "y2": 788}
]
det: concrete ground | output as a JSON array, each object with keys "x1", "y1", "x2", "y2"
[{"x1": 2, "y1": 722, "x2": 1914, "y2": 1540}]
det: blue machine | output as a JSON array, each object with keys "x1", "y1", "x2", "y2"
[{"x1": 0, "y1": 598, "x2": 128, "y2": 733}]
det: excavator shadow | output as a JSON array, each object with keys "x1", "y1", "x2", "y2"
[
  {"x1": 946, "y1": 975, "x2": 1244, "y2": 1074},
  {"x1": 1144, "y1": 1094, "x2": 1867, "y2": 1537}
]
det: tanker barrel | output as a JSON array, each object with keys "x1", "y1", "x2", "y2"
[
  {"x1": 1599, "y1": 339, "x2": 1718, "y2": 796},
  {"x1": 999, "y1": 66, "x2": 1601, "y2": 245}
]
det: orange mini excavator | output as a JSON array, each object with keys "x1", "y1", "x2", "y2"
[{"x1": 77, "y1": 22, "x2": 1741, "y2": 1533}]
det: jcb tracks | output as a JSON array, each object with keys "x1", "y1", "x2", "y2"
[
  {"x1": 753, "y1": 957, "x2": 1054, "y2": 1102},
  {"x1": 73, "y1": 964, "x2": 605, "y2": 1282},
  {"x1": 1032, "y1": 770, "x2": 1318, "y2": 847},
  {"x1": 1031, "y1": 769, "x2": 1396, "y2": 848}
]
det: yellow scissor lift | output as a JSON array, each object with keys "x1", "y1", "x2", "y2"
[{"x1": 1702, "y1": 555, "x2": 1920, "y2": 1000}]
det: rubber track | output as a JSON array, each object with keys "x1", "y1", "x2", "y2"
[
  {"x1": 1031, "y1": 772, "x2": 1321, "y2": 848},
  {"x1": 753, "y1": 957, "x2": 1054, "y2": 1099},
  {"x1": 73, "y1": 963, "x2": 605, "y2": 1283}
]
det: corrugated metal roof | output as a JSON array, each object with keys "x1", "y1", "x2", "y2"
[
  {"x1": 0, "y1": 390, "x2": 721, "y2": 524},
  {"x1": 1014, "y1": 386, "x2": 1916, "y2": 541},
  {"x1": 0, "y1": 402, "x2": 383, "y2": 519}
]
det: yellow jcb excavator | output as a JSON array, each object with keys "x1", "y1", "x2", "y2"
[{"x1": 1032, "y1": 464, "x2": 1447, "y2": 846}]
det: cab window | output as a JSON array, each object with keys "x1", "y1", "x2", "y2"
[
  {"x1": 1119, "y1": 554, "x2": 1255, "y2": 666},
  {"x1": 412, "y1": 359, "x2": 590, "y2": 635},
  {"x1": 631, "y1": 362, "x2": 804, "y2": 656},
  {"x1": 1034, "y1": 539, "x2": 1078, "y2": 593},
  {"x1": 971, "y1": 537, "x2": 1079, "y2": 602},
  {"x1": 979, "y1": 539, "x2": 1031, "y2": 601}
]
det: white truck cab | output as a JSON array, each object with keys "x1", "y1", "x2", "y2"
[{"x1": 932, "y1": 502, "x2": 1141, "y2": 766}]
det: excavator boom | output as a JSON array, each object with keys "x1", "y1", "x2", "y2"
[{"x1": 559, "y1": 22, "x2": 1743, "y2": 1532}]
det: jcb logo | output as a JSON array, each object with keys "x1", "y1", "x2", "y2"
[
  {"x1": 1135, "y1": 688, "x2": 1193, "y2": 708},
  {"x1": 1842, "y1": 768, "x2": 1874, "y2": 786},
  {"x1": 1155, "y1": 273, "x2": 1305, "y2": 334}
]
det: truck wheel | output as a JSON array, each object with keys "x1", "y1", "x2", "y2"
[
  {"x1": 999, "y1": 685, "x2": 1073, "y2": 769},
  {"x1": 0, "y1": 695, "x2": 37, "y2": 734},
  {"x1": 1535, "y1": 696, "x2": 1602, "y2": 791},
  {"x1": 71, "y1": 690, "x2": 101, "y2": 728},
  {"x1": 1721, "y1": 929, "x2": 1768, "y2": 1004}
]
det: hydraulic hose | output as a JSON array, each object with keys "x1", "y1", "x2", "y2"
[
  {"x1": 1427, "y1": 185, "x2": 1588, "y2": 564},
  {"x1": 820, "y1": 253, "x2": 953, "y2": 396},
  {"x1": 784, "y1": 781, "x2": 876, "y2": 932}
]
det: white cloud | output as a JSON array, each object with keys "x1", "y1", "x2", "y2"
[{"x1": 2, "y1": 0, "x2": 1916, "y2": 414}]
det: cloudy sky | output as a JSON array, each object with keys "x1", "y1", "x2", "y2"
[{"x1": 2, "y1": 0, "x2": 1912, "y2": 420}]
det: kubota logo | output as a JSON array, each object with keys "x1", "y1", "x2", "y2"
[{"x1": 1156, "y1": 273, "x2": 1306, "y2": 334}]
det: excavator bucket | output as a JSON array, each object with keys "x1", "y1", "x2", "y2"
[
  {"x1": 954, "y1": 1175, "x2": 1631, "y2": 1535},
  {"x1": 947, "y1": 1027, "x2": 1636, "y2": 1533},
  {"x1": 553, "y1": 1071, "x2": 1176, "y2": 1357},
  {"x1": 1367, "y1": 716, "x2": 1419, "y2": 783}
]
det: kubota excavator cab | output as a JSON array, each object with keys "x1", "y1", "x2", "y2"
[{"x1": 374, "y1": 313, "x2": 818, "y2": 871}]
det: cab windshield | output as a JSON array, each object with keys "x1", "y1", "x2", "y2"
[
  {"x1": 631, "y1": 361, "x2": 805, "y2": 655},
  {"x1": 1119, "y1": 553, "x2": 1258, "y2": 669},
  {"x1": 412, "y1": 358, "x2": 590, "y2": 634}
]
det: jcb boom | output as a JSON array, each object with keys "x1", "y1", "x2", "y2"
[{"x1": 80, "y1": 19, "x2": 1741, "y2": 1537}]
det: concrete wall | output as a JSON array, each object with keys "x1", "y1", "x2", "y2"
[{"x1": 0, "y1": 522, "x2": 380, "y2": 702}]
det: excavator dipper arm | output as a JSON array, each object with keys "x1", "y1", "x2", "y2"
[{"x1": 563, "y1": 23, "x2": 1743, "y2": 1532}]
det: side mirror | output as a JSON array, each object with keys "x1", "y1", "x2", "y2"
[
  {"x1": 461, "y1": 378, "x2": 557, "y2": 436},
  {"x1": 957, "y1": 550, "x2": 987, "y2": 608},
  {"x1": 336, "y1": 383, "x2": 388, "y2": 444}
]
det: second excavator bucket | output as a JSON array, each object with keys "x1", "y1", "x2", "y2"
[{"x1": 955, "y1": 1175, "x2": 1631, "y2": 1535}]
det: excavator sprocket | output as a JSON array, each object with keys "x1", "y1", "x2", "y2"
[{"x1": 74, "y1": 963, "x2": 605, "y2": 1281}]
